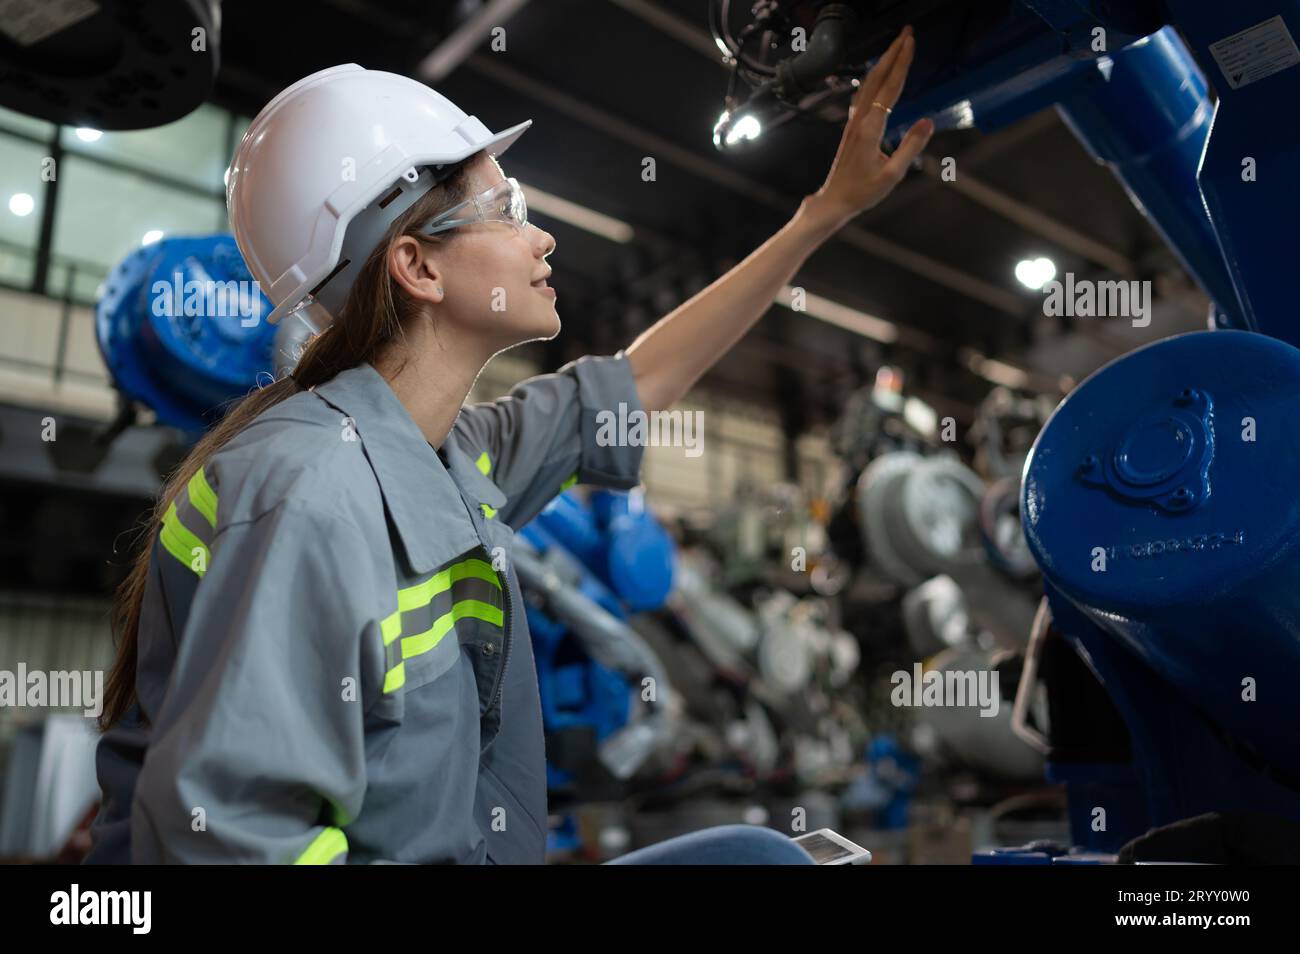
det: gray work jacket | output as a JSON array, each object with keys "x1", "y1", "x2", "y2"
[{"x1": 85, "y1": 353, "x2": 645, "y2": 863}]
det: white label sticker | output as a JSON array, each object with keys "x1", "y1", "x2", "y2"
[
  {"x1": 0, "y1": 0, "x2": 99, "y2": 47},
  {"x1": 1209, "y1": 15, "x2": 1300, "y2": 90}
]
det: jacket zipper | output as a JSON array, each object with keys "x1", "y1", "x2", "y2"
[
  {"x1": 485, "y1": 561, "x2": 514, "y2": 721},
  {"x1": 472, "y1": 478, "x2": 511, "y2": 721}
]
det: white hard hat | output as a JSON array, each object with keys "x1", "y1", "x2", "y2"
[{"x1": 226, "y1": 63, "x2": 530, "y2": 325}]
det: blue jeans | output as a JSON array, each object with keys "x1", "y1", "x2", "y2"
[{"x1": 605, "y1": 824, "x2": 816, "y2": 865}]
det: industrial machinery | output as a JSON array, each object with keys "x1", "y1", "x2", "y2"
[
  {"x1": 716, "y1": 0, "x2": 1300, "y2": 862},
  {"x1": 520, "y1": 492, "x2": 882, "y2": 856},
  {"x1": 0, "y1": 0, "x2": 221, "y2": 130},
  {"x1": 513, "y1": 489, "x2": 677, "y2": 796},
  {"x1": 856, "y1": 450, "x2": 983, "y2": 589},
  {"x1": 18, "y1": 0, "x2": 1300, "y2": 865},
  {"x1": 1016, "y1": 332, "x2": 1300, "y2": 860},
  {"x1": 852, "y1": 445, "x2": 1044, "y2": 783},
  {"x1": 95, "y1": 234, "x2": 276, "y2": 438},
  {"x1": 660, "y1": 551, "x2": 869, "y2": 820}
]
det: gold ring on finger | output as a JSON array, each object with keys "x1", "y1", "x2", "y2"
[{"x1": 871, "y1": 101, "x2": 892, "y2": 115}]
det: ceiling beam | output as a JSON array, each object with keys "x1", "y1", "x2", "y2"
[
  {"x1": 605, "y1": 0, "x2": 725, "y2": 62},
  {"x1": 918, "y1": 154, "x2": 1137, "y2": 278},
  {"x1": 417, "y1": 0, "x2": 534, "y2": 83}
]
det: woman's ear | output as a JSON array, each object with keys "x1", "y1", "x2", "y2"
[{"x1": 388, "y1": 235, "x2": 445, "y2": 305}]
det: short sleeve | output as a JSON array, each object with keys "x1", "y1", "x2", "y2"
[{"x1": 452, "y1": 352, "x2": 646, "y2": 527}]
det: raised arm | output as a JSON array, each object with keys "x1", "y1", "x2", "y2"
[{"x1": 625, "y1": 25, "x2": 932, "y2": 413}]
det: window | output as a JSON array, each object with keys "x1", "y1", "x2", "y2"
[
  {"x1": 59, "y1": 102, "x2": 230, "y2": 192},
  {"x1": 44, "y1": 260, "x2": 107, "y2": 305},
  {"x1": 52, "y1": 156, "x2": 225, "y2": 284},
  {"x1": 0, "y1": 104, "x2": 53, "y2": 142},
  {"x1": 0, "y1": 136, "x2": 49, "y2": 287},
  {"x1": 0, "y1": 102, "x2": 238, "y2": 304}
]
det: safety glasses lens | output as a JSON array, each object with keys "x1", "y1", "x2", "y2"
[{"x1": 503, "y1": 179, "x2": 526, "y2": 228}]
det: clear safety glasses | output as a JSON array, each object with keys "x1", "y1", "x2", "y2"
[{"x1": 422, "y1": 176, "x2": 528, "y2": 236}]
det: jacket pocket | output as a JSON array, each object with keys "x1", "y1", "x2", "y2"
[
  {"x1": 400, "y1": 630, "x2": 461, "y2": 692},
  {"x1": 476, "y1": 761, "x2": 546, "y2": 862}
]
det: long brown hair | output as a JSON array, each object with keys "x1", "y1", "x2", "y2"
[{"x1": 100, "y1": 152, "x2": 483, "y2": 731}]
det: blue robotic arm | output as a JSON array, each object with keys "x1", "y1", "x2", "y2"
[
  {"x1": 715, "y1": 0, "x2": 1300, "y2": 858},
  {"x1": 872, "y1": 0, "x2": 1300, "y2": 856}
]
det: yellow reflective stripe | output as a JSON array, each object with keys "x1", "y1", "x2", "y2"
[
  {"x1": 187, "y1": 467, "x2": 218, "y2": 529},
  {"x1": 383, "y1": 661, "x2": 406, "y2": 694},
  {"x1": 396, "y1": 558, "x2": 501, "y2": 613},
  {"x1": 381, "y1": 610, "x2": 404, "y2": 691},
  {"x1": 560, "y1": 472, "x2": 578, "y2": 491},
  {"x1": 474, "y1": 453, "x2": 499, "y2": 517},
  {"x1": 294, "y1": 827, "x2": 348, "y2": 865},
  {"x1": 380, "y1": 609, "x2": 402, "y2": 646},
  {"x1": 382, "y1": 560, "x2": 504, "y2": 693},
  {"x1": 160, "y1": 502, "x2": 209, "y2": 577},
  {"x1": 401, "y1": 600, "x2": 503, "y2": 660}
]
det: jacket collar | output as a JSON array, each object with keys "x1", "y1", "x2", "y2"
[
  {"x1": 440, "y1": 434, "x2": 507, "y2": 512},
  {"x1": 312, "y1": 363, "x2": 481, "y2": 574}
]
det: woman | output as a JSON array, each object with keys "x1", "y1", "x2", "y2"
[{"x1": 86, "y1": 26, "x2": 928, "y2": 864}]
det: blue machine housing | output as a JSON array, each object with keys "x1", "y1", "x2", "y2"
[
  {"x1": 1168, "y1": 0, "x2": 1300, "y2": 346},
  {"x1": 1023, "y1": 330, "x2": 1300, "y2": 847},
  {"x1": 888, "y1": 16, "x2": 1236, "y2": 321},
  {"x1": 96, "y1": 234, "x2": 276, "y2": 436}
]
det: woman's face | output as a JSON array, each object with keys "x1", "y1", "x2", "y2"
[{"x1": 429, "y1": 153, "x2": 560, "y2": 350}]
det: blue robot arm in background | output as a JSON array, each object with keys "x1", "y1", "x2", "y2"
[
  {"x1": 875, "y1": 0, "x2": 1300, "y2": 343},
  {"x1": 516, "y1": 490, "x2": 677, "y2": 791},
  {"x1": 855, "y1": 0, "x2": 1300, "y2": 855},
  {"x1": 878, "y1": 6, "x2": 1236, "y2": 324}
]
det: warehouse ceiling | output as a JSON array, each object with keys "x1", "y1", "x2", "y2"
[{"x1": 209, "y1": 0, "x2": 1211, "y2": 428}]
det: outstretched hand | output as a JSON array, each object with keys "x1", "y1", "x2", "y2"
[{"x1": 808, "y1": 25, "x2": 933, "y2": 229}]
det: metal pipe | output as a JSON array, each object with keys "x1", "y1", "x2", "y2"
[{"x1": 1056, "y1": 28, "x2": 1239, "y2": 320}]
